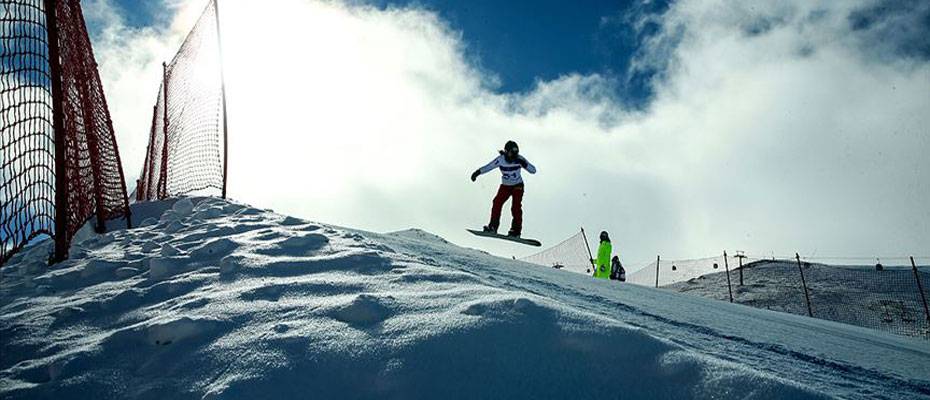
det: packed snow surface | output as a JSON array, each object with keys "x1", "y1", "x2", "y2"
[{"x1": 1, "y1": 198, "x2": 928, "y2": 399}]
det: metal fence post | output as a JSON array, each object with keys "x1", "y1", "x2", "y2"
[
  {"x1": 724, "y1": 251, "x2": 733, "y2": 303},
  {"x1": 736, "y1": 252, "x2": 746, "y2": 286},
  {"x1": 911, "y1": 256, "x2": 930, "y2": 334},
  {"x1": 796, "y1": 253, "x2": 813, "y2": 317},
  {"x1": 655, "y1": 255, "x2": 661, "y2": 288}
]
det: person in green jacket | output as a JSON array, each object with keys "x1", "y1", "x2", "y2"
[{"x1": 592, "y1": 231, "x2": 612, "y2": 279}]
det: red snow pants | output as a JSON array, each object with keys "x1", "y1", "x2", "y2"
[{"x1": 489, "y1": 184, "x2": 524, "y2": 234}]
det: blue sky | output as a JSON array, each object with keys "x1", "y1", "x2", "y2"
[
  {"x1": 98, "y1": 1, "x2": 161, "y2": 28},
  {"x1": 369, "y1": 0, "x2": 670, "y2": 108}
]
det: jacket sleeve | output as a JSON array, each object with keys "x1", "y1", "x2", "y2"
[
  {"x1": 521, "y1": 157, "x2": 537, "y2": 174},
  {"x1": 477, "y1": 156, "x2": 501, "y2": 175}
]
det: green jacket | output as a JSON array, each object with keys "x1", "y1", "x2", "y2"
[{"x1": 594, "y1": 240, "x2": 612, "y2": 279}]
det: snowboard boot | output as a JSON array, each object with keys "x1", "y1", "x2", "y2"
[
  {"x1": 483, "y1": 225, "x2": 498, "y2": 234},
  {"x1": 507, "y1": 229, "x2": 521, "y2": 238}
]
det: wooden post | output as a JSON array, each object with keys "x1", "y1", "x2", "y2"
[
  {"x1": 654, "y1": 255, "x2": 661, "y2": 288},
  {"x1": 796, "y1": 253, "x2": 813, "y2": 317},
  {"x1": 724, "y1": 251, "x2": 733, "y2": 303},
  {"x1": 911, "y1": 256, "x2": 930, "y2": 334}
]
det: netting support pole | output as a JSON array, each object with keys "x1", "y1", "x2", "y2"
[
  {"x1": 158, "y1": 62, "x2": 169, "y2": 198},
  {"x1": 723, "y1": 251, "x2": 733, "y2": 303},
  {"x1": 44, "y1": 0, "x2": 68, "y2": 264},
  {"x1": 911, "y1": 256, "x2": 930, "y2": 334},
  {"x1": 654, "y1": 255, "x2": 660, "y2": 288},
  {"x1": 580, "y1": 227, "x2": 594, "y2": 274},
  {"x1": 214, "y1": 0, "x2": 229, "y2": 199},
  {"x1": 796, "y1": 253, "x2": 813, "y2": 317}
]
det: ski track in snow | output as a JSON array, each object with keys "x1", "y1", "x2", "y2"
[{"x1": 0, "y1": 197, "x2": 928, "y2": 399}]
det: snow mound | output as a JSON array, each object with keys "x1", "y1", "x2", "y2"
[
  {"x1": 388, "y1": 228, "x2": 451, "y2": 245},
  {"x1": 330, "y1": 294, "x2": 394, "y2": 326},
  {"x1": 1, "y1": 197, "x2": 927, "y2": 399},
  {"x1": 143, "y1": 316, "x2": 221, "y2": 346}
]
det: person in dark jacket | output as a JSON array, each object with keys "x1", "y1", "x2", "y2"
[{"x1": 610, "y1": 255, "x2": 626, "y2": 282}]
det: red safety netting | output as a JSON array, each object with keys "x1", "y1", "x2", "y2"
[
  {"x1": 1, "y1": 0, "x2": 131, "y2": 266},
  {"x1": 137, "y1": 0, "x2": 226, "y2": 201}
]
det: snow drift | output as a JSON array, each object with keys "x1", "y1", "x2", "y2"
[{"x1": 1, "y1": 197, "x2": 928, "y2": 399}]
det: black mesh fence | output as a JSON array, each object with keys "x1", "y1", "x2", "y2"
[
  {"x1": 1, "y1": 0, "x2": 130, "y2": 267},
  {"x1": 137, "y1": 0, "x2": 226, "y2": 201}
]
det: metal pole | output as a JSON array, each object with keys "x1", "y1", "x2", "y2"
[
  {"x1": 44, "y1": 0, "x2": 69, "y2": 264},
  {"x1": 580, "y1": 227, "x2": 595, "y2": 274},
  {"x1": 911, "y1": 256, "x2": 930, "y2": 333},
  {"x1": 655, "y1": 255, "x2": 661, "y2": 288},
  {"x1": 213, "y1": 0, "x2": 229, "y2": 199},
  {"x1": 796, "y1": 253, "x2": 813, "y2": 317},
  {"x1": 723, "y1": 251, "x2": 733, "y2": 303},
  {"x1": 736, "y1": 252, "x2": 745, "y2": 286}
]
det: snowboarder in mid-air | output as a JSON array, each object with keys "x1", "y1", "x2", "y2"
[
  {"x1": 592, "y1": 231, "x2": 612, "y2": 279},
  {"x1": 470, "y1": 140, "x2": 537, "y2": 238}
]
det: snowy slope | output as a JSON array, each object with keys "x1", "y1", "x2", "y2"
[
  {"x1": 1, "y1": 197, "x2": 928, "y2": 399},
  {"x1": 666, "y1": 260, "x2": 930, "y2": 339}
]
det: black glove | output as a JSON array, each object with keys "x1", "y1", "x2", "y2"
[
  {"x1": 517, "y1": 157, "x2": 528, "y2": 168},
  {"x1": 470, "y1": 170, "x2": 480, "y2": 182}
]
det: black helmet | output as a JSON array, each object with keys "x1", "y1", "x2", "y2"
[
  {"x1": 599, "y1": 231, "x2": 609, "y2": 242},
  {"x1": 504, "y1": 140, "x2": 519, "y2": 156}
]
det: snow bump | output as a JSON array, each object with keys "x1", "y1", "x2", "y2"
[
  {"x1": 145, "y1": 317, "x2": 220, "y2": 346},
  {"x1": 331, "y1": 294, "x2": 394, "y2": 327}
]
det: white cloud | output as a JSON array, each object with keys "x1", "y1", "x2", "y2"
[{"x1": 90, "y1": 0, "x2": 930, "y2": 266}]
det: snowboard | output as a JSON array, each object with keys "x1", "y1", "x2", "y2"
[{"x1": 467, "y1": 229, "x2": 542, "y2": 247}]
